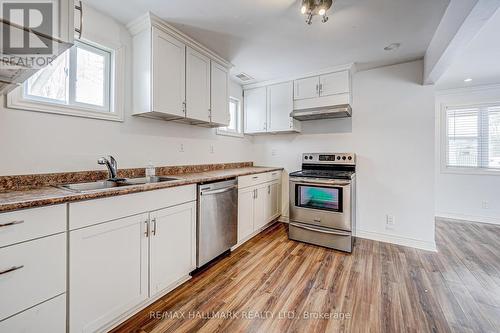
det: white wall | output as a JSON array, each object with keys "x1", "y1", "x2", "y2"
[
  {"x1": 254, "y1": 60, "x2": 437, "y2": 251},
  {"x1": 0, "y1": 5, "x2": 255, "y2": 176},
  {"x1": 435, "y1": 85, "x2": 500, "y2": 224}
]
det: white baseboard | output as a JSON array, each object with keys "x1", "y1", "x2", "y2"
[
  {"x1": 355, "y1": 229, "x2": 437, "y2": 252},
  {"x1": 436, "y1": 212, "x2": 500, "y2": 225}
]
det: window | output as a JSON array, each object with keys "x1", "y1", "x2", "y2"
[
  {"x1": 444, "y1": 104, "x2": 500, "y2": 172},
  {"x1": 217, "y1": 97, "x2": 243, "y2": 137},
  {"x1": 7, "y1": 39, "x2": 124, "y2": 121}
]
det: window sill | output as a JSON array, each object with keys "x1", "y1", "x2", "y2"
[
  {"x1": 6, "y1": 87, "x2": 124, "y2": 122},
  {"x1": 216, "y1": 129, "x2": 244, "y2": 138},
  {"x1": 441, "y1": 166, "x2": 500, "y2": 176}
]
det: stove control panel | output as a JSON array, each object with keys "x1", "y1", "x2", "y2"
[{"x1": 303, "y1": 153, "x2": 356, "y2": 165}]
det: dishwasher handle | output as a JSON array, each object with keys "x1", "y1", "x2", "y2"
[{"x1": 200, "y1": 185, "x2": 237, "y2": 196}]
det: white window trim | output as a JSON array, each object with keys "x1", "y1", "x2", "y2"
[
  {"x1": 217, "y1": 96, "x2": 244, "y2": 138},
  {"x1": 7, "y1": 37, "x2": 125, "y2": 122},
  {"x1": 440, "y1": 101, "x2": 500, "y2": 176}
]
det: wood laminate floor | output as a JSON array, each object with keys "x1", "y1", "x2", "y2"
[{"x1": 111, "y1": 220, "x2": 500, "y2": 333}]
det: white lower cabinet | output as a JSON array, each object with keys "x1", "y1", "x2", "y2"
[
  {"x1": 69, "y1": 213, "x2": 149, "y2": 333},
  {"x1": 149, "y1": 202, "x2": 196, "y2": 298},
  {"x1": 237, "y1": 186, "x2": 256, "y2": 242},
  {"x1": 237, "y1": 172, "x2": 282, "y2": 244},
  {"x1": 68, "y1": 185, "x2": 197, "y2": 333},
  {"x1": 0, "y1": 295, "x2": 66, "y2": 333},
  {"x1": 0, "y1": 233, "x2": 66, "y2": 322}
]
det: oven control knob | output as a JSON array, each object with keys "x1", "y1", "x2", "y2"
[
  {"x1": 348, "y1": 156, "x2": 352, "y2": 160},
  {"x1": 342, "y1": 156, "x2": 347, "y2": 160},
  {"x1": 304, "y1": 156, "x2": 308, "y2": 160},
  {"x1": 309, "y1": 156, "x2": 313, "y2": 160},
  {"x1": 337, "y1": 156, "x2": 341, "y2": 160}
]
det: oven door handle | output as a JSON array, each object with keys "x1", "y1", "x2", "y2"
[
  {"x1": 290, "y1": 223, "x2": 351, "y2": 236},
  {"x1": 289, "y1": 177, "x2": 351, "y2": 187}
]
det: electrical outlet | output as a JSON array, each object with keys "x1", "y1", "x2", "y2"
[
  {"x1": 271, "y1": 149, "x2": 278, "y2": 157},
  {"x1": 210, "y1": 144, "x2": 215, "y2": 154},
  {"x1": 482, "y1": 201, "x2": 490, "y2": 209},
  {"x1": 386, "y1": 215, "x2": 395, "y2": 229},
  {"x1": 179, "y1": 143, "x2": 185, "y2": 153}
]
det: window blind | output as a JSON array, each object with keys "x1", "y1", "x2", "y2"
[{"x1": 446, "y1": 105, "x2": 500, "y2": 170}]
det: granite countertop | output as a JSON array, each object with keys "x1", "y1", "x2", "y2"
[{"x1": 0, "y1": 166, "x2": 283, "y2": 213}]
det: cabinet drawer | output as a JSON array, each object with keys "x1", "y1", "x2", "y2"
[
  {"x1": 269, "y1": 170, "x2": 282, "y2": 182},
  {"x1": 69, "y1": 185, "x2": 196, "y2": 230},
  {"x1": 238, "y1": 173, "x2": 270, "y2": 188},
  {"x1": 0, "y1": 205, "x2": 66, "y2": 248},
  {"x1": 0, "y1": 294, "x2": 66, "y2": 333},
  {"x1": 0, "y1": 233, "x2": 66, "y2": 321}
]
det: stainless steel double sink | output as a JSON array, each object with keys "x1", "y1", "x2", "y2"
[{"x1": 57, "y1": 176, "x2": 179, "y2": 193}]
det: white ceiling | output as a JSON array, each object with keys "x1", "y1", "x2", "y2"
[
  {"x1": 437, "y1": 8, "x2": 500, "y2": 90},
  {"x1": 84, "y1": 0, "x2": 449, "y2": 83}
]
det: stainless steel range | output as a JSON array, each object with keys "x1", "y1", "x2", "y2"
[{"x1": 288, "y1": 153, "x2": 356, "y2": 252}]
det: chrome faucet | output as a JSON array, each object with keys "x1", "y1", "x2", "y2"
[{"x1": 97, "y1": 156, "x2": 119, "y2": 180}]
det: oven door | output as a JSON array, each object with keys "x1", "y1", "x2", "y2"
[{"x1": 289, "y1": 177, "x2": 351, "y2": 231}]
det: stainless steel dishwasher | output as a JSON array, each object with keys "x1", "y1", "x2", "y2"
[{"x1": 197, "y1": 178, "x2": 238, "y2": 267}]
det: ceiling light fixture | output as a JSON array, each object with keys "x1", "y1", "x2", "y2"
[
  {"x1": 464, "y1": 78, "x2": 472, "y2": 82},
  {"x1": 301, "y1": 0, "x2": 333, "y2": 25},
  {"x1": 384, "y1": 43, "x2": 401, "y2": 51}
]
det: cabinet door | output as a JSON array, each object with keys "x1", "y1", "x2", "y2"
[
  {"x1": 319, "y1": 71, "x2": 349, "y2": 97},
  {"x1": 210, "y1": 61, "x2": 230, "y2": 126},
  {"x1": 253, "y1": 184, "x2": 269, "y2": 230},
  {"x1": 269, "y1": 181, "x2": 280, "y2": 220},
  {"x1": 238, "y1": 187, "x2": 255, "y2": 243},
  {"x1": 268, "y1": 81, "x2": 294, "y2": 132},
  {"x1": 152, "y1": 27, "x2": 186, "y2": 117},
  {"x1": 69, "y1": 213, "x2": 149, "y2": 333},
  {"x1": 186, "y1": 47, "x2": 211, "y2": 122},
  {"x1": 0, "y1": 294, "x2": 66, "y2": 333},
  {"x1": 244, "y1": 87, "x2": 267, "y2": 133},
  {"x1": 293, "y1": 76, "x2": 319, "y2": 100},
  {"x1": 149, "y1": 202, "x2": 196, "y2": 297}
]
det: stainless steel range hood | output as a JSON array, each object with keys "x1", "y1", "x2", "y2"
[{"x1": 290, "y1": 104, "x2": 352, "y2": 121}]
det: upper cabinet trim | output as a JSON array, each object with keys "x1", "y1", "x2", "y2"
[{"x1": 127, "y1": 12, "x2": 232, "y2": 69}]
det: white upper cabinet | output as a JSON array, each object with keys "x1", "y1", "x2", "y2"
[
  {"x1": 293, "y1": 69, "x2": 352, "y2": 112},
  {"x1": 267, "y1": 81, "x2": 300, "y2": 133},
  {"x1": 294, "y1": 76, "x2": 320, "y2": 100},
  {"x1": 186, "y1": 47, "x2": 211, "y2": 123},
  {"x1": 319, "y1": 71, "x2": 350, "y2": 97},
  {"x1": 129, "y1": 13, "x2": 231, "y2": 127},
  {"x1": 210, "y1": 61, "x2": 230, "y2": 126},
  {"x1": 244, "y1": 87, "x2": 268, "y2": 133},
  {"x1": 152, "y1": 27, "x2": 186, "y2": 118}
]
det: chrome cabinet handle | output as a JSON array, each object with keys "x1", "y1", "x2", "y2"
[
  {"x1": 151, "y1": 218, "x2": 157, "y2": 236},
  {"x1": 268, "y1": 185, "x2": 271, "y2": 194},
  {"x1": 0, "y1": 220, "x2": 24, "y2": 228},
  {"x1": 0, "y1": 265, "x2": 24, "y2": 276},
  {"x1": 314, "y1": 218, "x2": 321, "y2": 223},
  {"x1": 316, "y1": 84, "x2": 319, "y2": 95},
  {"x1": 75, "y1": 1, "x2": 83, "y2": 39},
  {"x1": 144, "y1": 220, "x2": 149, "y2": 238},
  {"x1": 319, "y1": 83, "x2": 323, "y2": 95}
]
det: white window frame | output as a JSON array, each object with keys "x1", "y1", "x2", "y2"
[
  {"x1": 217, "y1": 96, "x2": 244, "y2": 138},
  {"x1": 440, "y1": 102, "x2": 500, "y2": 176},
  {"x1": 7, "y1": 37, "x2": 125, "y2": 122}
]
